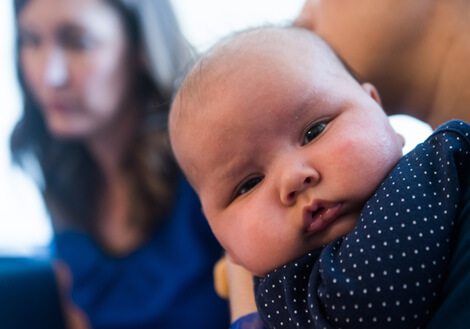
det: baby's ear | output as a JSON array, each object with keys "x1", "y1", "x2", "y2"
[
  {"x1": 361, "y1": 82, "x2": 382, "y2": 106},
  {"x1": 397, "y1": 132, "x2": 406, "y2": 148}
]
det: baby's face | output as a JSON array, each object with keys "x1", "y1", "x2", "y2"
[{"x1": 170, "y1": 29, "x2": 403, "y2": 277}]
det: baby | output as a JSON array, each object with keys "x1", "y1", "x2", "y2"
[{"x1": 169, "y1": 27, "x2": 470, "y2": 329}]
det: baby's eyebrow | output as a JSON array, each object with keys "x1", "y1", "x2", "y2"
[
  {"x1": 219, "y1": 162, "x2": 246, "y2": 183},
  {"x1": 218, "y1": 154, "x2": 254, "y2": 185}
]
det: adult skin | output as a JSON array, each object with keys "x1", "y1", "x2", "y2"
[{"x1": 294, "y1": 0, "x2": 470, "y2": 128}]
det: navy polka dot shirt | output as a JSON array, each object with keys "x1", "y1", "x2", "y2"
[{"x1": 244, "y1": 120, "x2": 470, "y2": 329}]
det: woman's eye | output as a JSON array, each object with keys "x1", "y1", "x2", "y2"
[
  {"x1": 302, "y1": 122, "x2": 327, "y2": 145},
  {"x1": 236, "y1": 177, "x2": 263, "y2": 198},
  {"x1": 18, "y1": 32, "x2": 40, "y2": 48},
  {"x1": 58, "y1": 29, "x2": 95, "y2": 50},
  {"x1": 63, "y1": 35, "x2": 94, "y2": 50}
]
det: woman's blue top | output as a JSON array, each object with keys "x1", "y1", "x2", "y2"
[{"x1": 55, "y1": 177, "x2": 229, "y2": 329}]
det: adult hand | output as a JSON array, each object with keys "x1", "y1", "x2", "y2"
[{"x1": 54, "y1": 261, "x2": 92, "y2": 329}]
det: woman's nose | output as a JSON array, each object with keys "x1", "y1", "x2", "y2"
[
  {"x1": 43, "y1": 48, "x2": 68, "y2": 87},
  {"x1": 279, "y1": 161, "x2": 320, "y2": 206}
]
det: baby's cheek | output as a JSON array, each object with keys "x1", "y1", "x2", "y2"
[
  {"x1": 328, "y1": 136, "x2": 364, "y2": 169},
  {"x1": 329, "y1": 136, "x2": 385, "y2": 191}
]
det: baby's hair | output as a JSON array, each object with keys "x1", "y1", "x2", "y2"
[
  {"x1": 171, "y1": 25, "x2": 361, "y2": 126},
  {"x1": 172, "y1": 25, "x2": 275, "y2": 121}
]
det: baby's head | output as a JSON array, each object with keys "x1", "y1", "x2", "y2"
[{"x1": 170, "y1": 27, "x2": 403, "y2": 277}]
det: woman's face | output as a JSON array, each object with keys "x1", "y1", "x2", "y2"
[{"x1": 18, "y1": 0, "x2": 132, "y2": 139}]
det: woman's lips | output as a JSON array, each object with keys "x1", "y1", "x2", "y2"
[
  {"x1": 45, "y1": 97, "x2": 76, "y2": 114},
  {"x1": 303, "y1": 202, "x2": 342, "y2": 233}
]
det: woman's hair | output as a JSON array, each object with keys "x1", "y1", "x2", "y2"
[{"x1": 11, "y1": 0, "x2": 194, "y2": 236}]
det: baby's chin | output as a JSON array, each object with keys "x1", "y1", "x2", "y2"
[
  {"x1": 255, "y1": 220, "x2": 360, "y2": 277},
  {"x1": 237, "y1": 260, "x2": 280, "y2": 279},
  {"x1": 252, "y1": 260, "x2": 304, "y2": 279},
  {"x1": 250, "y1": 255, "x2": 309, "y2": 278},
  {"x1": 253, "y1": 269, "x2": 272, "y2": 279}
]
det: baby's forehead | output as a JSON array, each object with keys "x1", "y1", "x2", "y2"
[{"x1": 187, "y1": 28, "x2": 347, "y2": 98}]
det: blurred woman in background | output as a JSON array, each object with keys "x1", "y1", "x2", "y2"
[{"x1": 11, "y1": 0, "x2": 229, "y2": 328}]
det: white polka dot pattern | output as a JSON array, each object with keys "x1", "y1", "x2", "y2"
[{"x1": 254, "y1": 120, "x2": 470, "y2": 329}]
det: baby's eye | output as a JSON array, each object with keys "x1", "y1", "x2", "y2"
[
  {"x1": 302, "y1": 122, "x2": 327, "y2": 145},
  {"x1": 236, "y1": 177, "x2": 263, "y2": 198}
]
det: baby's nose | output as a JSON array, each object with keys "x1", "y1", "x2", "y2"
[{"x1": 279, "y1": 163, "x2": 319, "y2": 206}]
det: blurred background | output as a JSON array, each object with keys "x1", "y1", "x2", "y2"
[{"x1": 0, "y1": 0, "x2": 431, "y2": 255}]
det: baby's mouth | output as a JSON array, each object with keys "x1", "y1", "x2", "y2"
[
  {"x1": 311, "y1": 207, "x2": 322, "y2": 217},
  {"x1": 303, "y1": 202, "x2": 342, "y2": 233}
]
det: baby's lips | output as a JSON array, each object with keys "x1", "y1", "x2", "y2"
[{"x1": 303, "y1": 202, "x2": 342, "y2": 233}]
